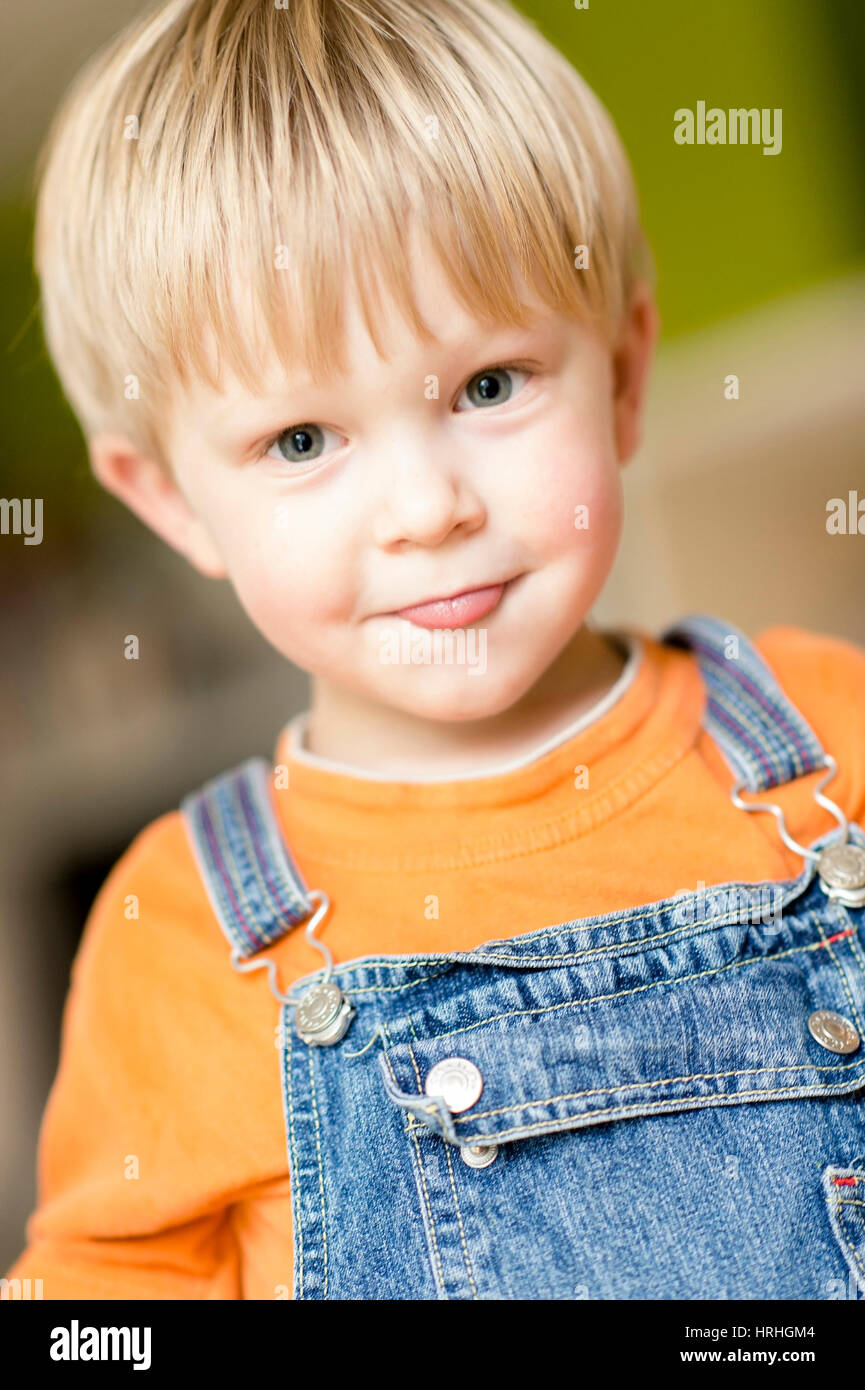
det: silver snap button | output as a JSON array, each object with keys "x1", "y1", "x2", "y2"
[
  {"x1": 817, "y1": 842, "x2": 865, "y2": 908},
  {"x1": 460, "y1": 1142, "x2": 499, "y2": 1168},
  {"x1": 807, "y1": 1009, "x2": 861, "y2": 1055},
  {"x1": 424, "y1": 1057, "x2": 484, "y2": 1112},
  {"x1": 295, "y1": 981, "x2": 354, "y2": 1045}
]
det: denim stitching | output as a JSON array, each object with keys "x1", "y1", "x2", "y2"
[
  {"x1": 306, "y1": 1044, "x2": 329, "y2": 1298},
  {"x1": 452, "y1": 1057, "x2": 865, "y2": 1124},
  {"x1": 439, "y1": 1080, "x2": 865, "y2": 1142},
  {"x1": 450, "y1": 908, "x2": 770, "y2": 971},
  {"x1": 292, "y1": 836, "x2": 865, "y2": 988},
  {"x1": 405, "y1": 1019, "x2": 481, "y2": 1298},
  {"x1": 284, "y1": 1010, "x2": 303, "y2": 1300},
  {"x1": 406, "y1": 1121, "x2": 448, "y2": 1299},
  {"x1": 845, "y1": 920, "x2": 865, "y2": 983},
  {"x1": 321, "y1": 901, "x2": 808, "y2": 989},
  {"x1": 812, "y1": 913, "x2": 865, "y2": 1037},
  {"x1": 833, "y1": 1204, "x2": 865, "y2": 1279},
  {"x1": 306, "y1": 884, "x2": 821, "y2": 991},
  {"x1": 399, "y1": 1057, "x2": 865, "y2": 1129},
  {"x1": 385, "y1": 936, "x2": 849, "y2": 1045},
  {"x1": 407, "y1": 1014, "x2": 480, "y2": 1297},
  {"x1": 440, "y1": 1137, "x2": 479, "y2": 1300},
  {"x1": 381, "y1": 1019, "x2": 447, "y2": 1298}
]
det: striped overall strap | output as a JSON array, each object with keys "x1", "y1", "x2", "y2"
[
  {"x1": 661, "y1": 613, "x2": 827, "y2": 793},
  {"x1": 180, "y1": 756, "x2": 314, "y2": 959}
]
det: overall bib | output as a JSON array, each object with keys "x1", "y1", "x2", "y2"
[{"x1": 181, "y1": 615, "x2": 865, "y2": 1300}]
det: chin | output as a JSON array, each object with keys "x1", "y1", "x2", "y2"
[{"x1": 385, "y1": 665, "x2": 541, "y2": 724}]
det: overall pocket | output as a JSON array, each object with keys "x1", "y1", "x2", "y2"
[
  {"x1": 378, "y1": 948, "x2": 865, "y2": 1146},
  {"x1": 375, "y1": 937, "x2": 865, "y2": 1298}
]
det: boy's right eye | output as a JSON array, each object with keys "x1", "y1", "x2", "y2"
[{"x1": 263, "y1": 423, "x2": 345, "y2": 468}]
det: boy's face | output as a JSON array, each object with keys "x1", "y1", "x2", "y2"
[{"x1": 92, "y1": 226, "x2": 657, "y2": 724}]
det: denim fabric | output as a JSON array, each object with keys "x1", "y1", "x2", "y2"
[{"x1": 280, "y1": 822, "x2": 865, "y2": 1300}]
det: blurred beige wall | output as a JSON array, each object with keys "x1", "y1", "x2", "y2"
[{"x1": 595, "y1": 273, "x2": 865, "y2": 645}]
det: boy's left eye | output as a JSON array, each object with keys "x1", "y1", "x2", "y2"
[{"x1": 455, "y1": 364, "x2": 532, "y2": 411}]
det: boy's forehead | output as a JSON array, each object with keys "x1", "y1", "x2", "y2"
[{"x1": 191, "y1": 236, "x2": 561, "y2": 415}]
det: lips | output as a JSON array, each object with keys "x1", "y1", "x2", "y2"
[{"x1": 394, "y1": 580, "x2": 510, "y2": 629}]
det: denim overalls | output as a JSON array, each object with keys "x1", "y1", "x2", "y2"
[{"x1": 181, "y1": 614, "x2": 865, "y2": 1300}]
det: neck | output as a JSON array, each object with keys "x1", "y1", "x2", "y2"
[{"x1": 303, "y1": 624, "x2": 629, "y2": 778}]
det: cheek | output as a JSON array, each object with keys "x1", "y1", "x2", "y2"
[
  {"x1": 506, "y1": 426, "x2": 622, "y2": 557},
  {"x1": 210, "y1": 495, "x2": 358, "y2": 643}
]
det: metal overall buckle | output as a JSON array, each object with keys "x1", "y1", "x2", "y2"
[
  {"x1": 729, "y1": 755, "x2": 865, "y2": 907},
  {"x1": 229, "y1": 889, "x2": 355, "y2": 1045}
]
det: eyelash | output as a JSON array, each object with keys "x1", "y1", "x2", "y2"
[{"x1": 256, "y1": 359, "x2": 539, "y2": 467}]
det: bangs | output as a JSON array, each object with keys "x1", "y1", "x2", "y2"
[{"x1": 34, "y1": 0, "x2": 652, "y2": 461}]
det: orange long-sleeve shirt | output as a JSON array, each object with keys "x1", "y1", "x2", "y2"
[{"x1": 6, "y1": 622, "x2": 865, "y2": 1298}]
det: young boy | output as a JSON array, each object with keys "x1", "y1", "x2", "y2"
[{"x1": 6, "y1": 0, "x2": 865, "y2": 1301}]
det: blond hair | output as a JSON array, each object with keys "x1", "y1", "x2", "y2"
[{"x1": 34, "y1": 0, "x2": 654, "y2": 467}]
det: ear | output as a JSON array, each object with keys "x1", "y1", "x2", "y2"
[
  {"x1": 611, "y1": 280, "x2": 660, "y2": 465},
  {"x1": 88, "y1": 432, "x2": 227, "y2": 579}
]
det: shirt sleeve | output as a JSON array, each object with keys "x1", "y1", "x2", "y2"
[{"x1": 3, "y1": 809, "x2": 278, "y2": 1300}]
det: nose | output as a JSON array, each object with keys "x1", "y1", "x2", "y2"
[{"x1": 371, "y1": 434, "x2": 486, "y2": 550}]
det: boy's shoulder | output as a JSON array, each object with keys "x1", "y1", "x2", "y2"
[
  {"x1": 752, "y1": 622, "x2": 865, "y2": 714},
  {"x1": 69, "y1": 804, "x2": 229, "y2": 997},
  {"x1": 749, "y1": 622, "x2": 865, "y2": 817}
]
